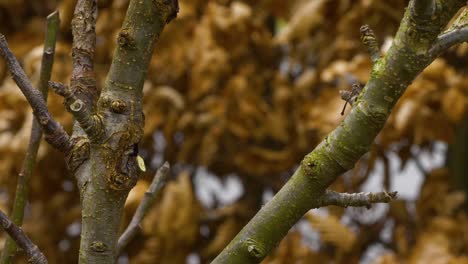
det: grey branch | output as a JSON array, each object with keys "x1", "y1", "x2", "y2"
[
  {"x1": 0, "y1": 210, "x2": 48, "y2": 264},
  {"x1": 49, "y1": 81, "x2": 103, "y2": 139},
  {"x1": 429, "y1": 27, "x2": 468, "y2": 56},
  {"x1": 116, "y1": 162, "x2": 171, "y2": 254},
  {"x1": 0, "y1": 35, "x2": 71, "y2": 153},
  {"x1": 320, "y1": 190, "x2": 397, "y2": 208}
]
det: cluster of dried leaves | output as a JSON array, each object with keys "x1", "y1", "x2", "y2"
[{"x1": 0, "y1": 0, "x2": 467, "y2": 263}]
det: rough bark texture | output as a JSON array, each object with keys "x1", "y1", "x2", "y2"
[
  {"x1": 73, "y1": 1, "x2": 178, "y2": 263},
  {"x1": 212, "y1": 1, "x2": 466, "y2": 263}
]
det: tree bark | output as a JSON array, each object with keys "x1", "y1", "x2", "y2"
[{"x1": 73, "y1": 1, "x2": 178, "y2": 263}]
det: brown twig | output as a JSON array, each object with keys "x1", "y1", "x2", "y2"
[
  {"x1": 0, "y1": 34, "x2": 71, "y2": 153},
  {"x1": 116, "y1": 162, "x2": 170, "y2": 254},
  {"x1": 0, "y1": 11, "x2": 60, "y2": 264},
  {"x1": 320, "y1": 190, "x2": 397, "y2": 209},
  {"x1": 0, "y1": 210, "x2": 48, "y2": 264}
]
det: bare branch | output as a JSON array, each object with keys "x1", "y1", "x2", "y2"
[
  {"x1": 70, "y1": 0, "x2": 103, "y2": 141},
  {"x1": 429, "y1": 27, "x2": 468, "y2": 56},
  {"x1": 319, "y1": 190, "x2": 397, "y2": 208},
  {"x1": 360, "y1": 25, "x2": 380, "y2": 64},
  {"x1": 0, "y1": 36, "x2": 71, "y2": 153},
  {"x1": 429, "y1": 8, "x2": 468, "y2": 56},
  {"x1": 49, "y1": 81, "x2": 103, "y2": 139},
  {"x1": 116, "y1": 162, "x2": 170, "y2": 255},
  {"x1": 0, "y1": 210, "x2": 48, "y2": 264},
  {"x1": 0, "y1": 11, "x2": 60, "y2": 264}
]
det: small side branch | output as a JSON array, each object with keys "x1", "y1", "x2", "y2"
[
  {"x1": 360, "y1": 25, "x2": 380, "y2": 64},
  {"x1": 116, "y1": 162, "x2": 170, "y2": 254},
  {"x1": 320, "y1": 190, "x2": 397, "y2": 208},
  {"x1": 429, "y1": 27, "x2": 468, "y2": 56},
  {"x1": 0, "y1": 35, "x2": 71, "y2": 153},
  {"x1": 49, "y1": 81, "x2": 103, "y2": 140},
  {"x1": 0, "y1": 210, "x2": 48, "y2": 264},
  {"x1": 0, "y1": 11, "x2": 59, "y2": 264}
]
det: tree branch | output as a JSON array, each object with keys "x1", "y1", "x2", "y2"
[
  {"x1": 70, "y1": 0, "x2": 103, "y2": 141},
  {"x1": 0, "y1": 210, "x2": 47, "y2": 264},
  {"x1": 116, "y1": 162, "x2": 170, "y2": 255},
  {"x1": 429, "y1": 7, "x2": 468, "y2": 56},
  {"x1": 49, "y1": 81, "x2": 103, "y2": 139},
  {"x1": 0, "y1": 12, "x2": 59, "y2": 264},
  {"x1": 76, "y1": 1, "x2": 179, "y2": 263},
  {"x1": 213, "y1": 1, "x2": 466, "y2": 263},
  {"x1": 319, "y1": 190, "x2": 397, "y2": 208},
  {"x1": 0, "y1": 35, "x2": 71, "y2": 153},
  {"x1": 429, "y1": 27, "x2": 468, "y2": 55}
]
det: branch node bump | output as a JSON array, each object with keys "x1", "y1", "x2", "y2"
[
  {"x1": 340, "y1": 83, "x2": 363, "y2": 115},
  {"x1": 360, "y1": 25, "x2": 380, "y2": 64}
]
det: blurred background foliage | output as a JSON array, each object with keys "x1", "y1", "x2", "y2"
[{"x1": 0, "y1": 0, "x2": 467, "y2": 263}]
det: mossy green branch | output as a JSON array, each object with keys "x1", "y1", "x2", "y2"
[{"x1": 212, "y1": 1, "x2": 466, "y2": 263}]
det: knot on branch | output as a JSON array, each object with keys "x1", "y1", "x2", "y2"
[
  {"x1": 117, "y1": 29, "x2": 136, "y2": 49},
  {"x1": 245, "y1": 238, "x2": 266, "y2": 259},
  {"x1": 339, "y1": 83, "x2": 363, "y2": 115},
  {"x1": 90, "y1": 241, "x2": 107, "y2": 253},
  {"x1": 103, "y1": 128, "x2": 143, "y2": 191},
  {"x1": 66, "y1": 137, "x2": 90, "y2": 172}
]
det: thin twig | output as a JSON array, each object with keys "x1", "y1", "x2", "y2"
[
  {"x1": 319, "y1": 190, "x2": 397, "y2": 209},
  {"x1": 0, "y1": 12, "x2": 59, "y2": 264},
  {"x1": 0, "y1": 35, "x2": 71, "y2": 153},
  {"x1": 116, "y1": 162, "x2": 170, "y2": 254},
  {"x1": 0, "y1": 210, "x2": 48, "y2": 264}
]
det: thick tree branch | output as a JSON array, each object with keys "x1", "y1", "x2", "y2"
[
  {"x1": 319, "y1": 190, "x2": 397, "y2": 208},
  {"x1": 0, "y1": 12, "x2": 59, "y2": 264},
  {"x1": 116, "y1": 162, "x2": 170, "y2": 255},
  {"x1": 70, "y1": 0, "x2": 103, "y2": 141},
  {"x1": 0, "y1": 34, "x2": 70, "y2": 154},
  {"x1": 76, "y1": 1, "x2": 179, "y2": 263},
  {"x1": 0, "y1": 210, "x2": 47, "y2": 264},
  {"x1": 213, "y1": 1, "x2": 466, "y2": 263}
]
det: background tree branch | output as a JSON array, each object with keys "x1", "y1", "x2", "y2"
[
  {"x1": 0, "y1": 12, "x2": 60, "y2": 264},
  {"x1": 0, "y1": 35, "x2": 70, "y2": 153},
  {"x1": 0, "y1": 210, "x2": 47, "y2": 264},
  {"x1": 116, "y1": 162, "x2": 170, "y2": 254}
]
